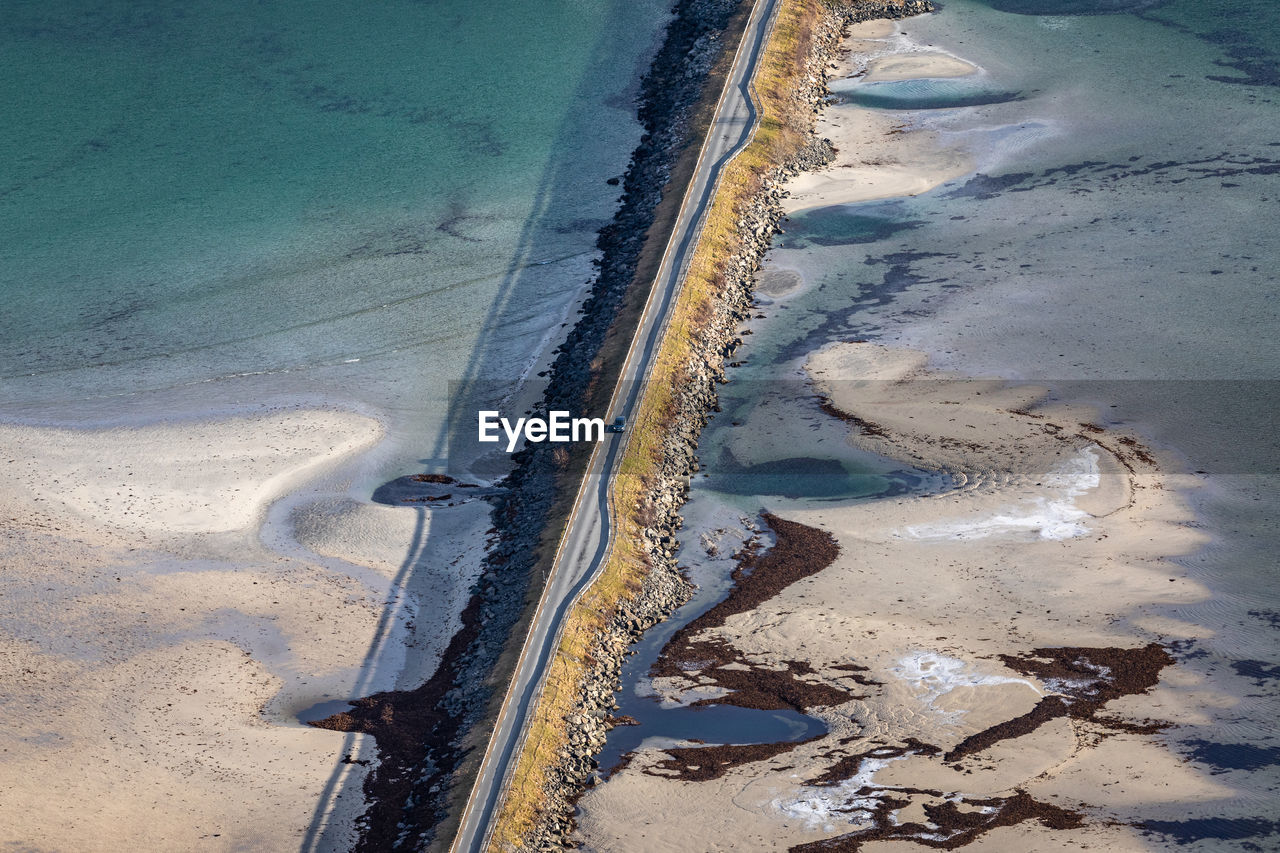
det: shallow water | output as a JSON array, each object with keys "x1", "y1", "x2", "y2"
[
  {"x1": 0, "y1": 0, "x2": 667, "y2": 480},
  {"x1": 0, "y1": 6, "x2": 672, "y2": 840},
  {"x1": 594, "y1": 0, "x2": 1280, "y2": 844},
  {"x1": 697, "y1": 376, "x2": 928, "y2": 504},
  {"x1": 591, "y1": 459, "x2": 921, "y2": 773},
  {"x1": 838, "y1": 78, "x2": 1025, "y2": 111},
  {"x1": 595, "y1": 623, "x2": 827, "y2": 777}
]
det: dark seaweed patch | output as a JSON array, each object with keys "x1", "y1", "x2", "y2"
[
  {"x1": 860, "y1": 250, "x2": 952, "y2": 301},
  {"x1": 1248, "y1": 609, "x2": 1280, "y2": 629},
  {"x1": 789, "y1": 790, "x2": 1084, "y2": 852},
  {"x1": 942, "y1": 172, "x2": 1035, "y2": 200},
  {"x1": 652, "y1": 514, "x2": 858, "y2": 711},
  {"x1": 945, "y1": 644, "x2": 1173, "y2": 762},
  {"x1": 806, "y1": 739, "x2": 941, "y2": 786},
  {"x1": 1204, "y1": 31, "x2": 1280, "y2": 88},
  {"x1": 643, "y1": 734, "x2": 825, "y2": 782},
  {"x1": 942, "y1": 152, "x2": 1280, "y2": 204},
  {"x1": 816, "y1": 394, "x2": 888, "y2": 437},
  {"x1": 830, "y1": 662, "x2": 883, "y2": 686},
  {"x1": 774, "y1": 248, "x2": 954, "y2": 361},
  {"x1": 1137, "y1": 4, "x2": 1280, "y2": 89}
]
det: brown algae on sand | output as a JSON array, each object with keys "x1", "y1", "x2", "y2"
[
  {"x1": 574, "y1": 343, "x2": 1220, "y2": 851},
  {"x1": 574, "y1": 6, "x2": 1235, "y2": 850}
]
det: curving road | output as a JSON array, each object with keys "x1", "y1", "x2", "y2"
[{"x1": 449, "y1": 0, "x2": 780, "y2": 849}]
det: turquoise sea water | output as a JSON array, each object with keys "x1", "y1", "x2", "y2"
[
  {"x1": 1, "y1": 3, "x2": 674, "y2": 845},
  {"x1": 0, "y1": 0, "x2": 665, "y2": 473}
]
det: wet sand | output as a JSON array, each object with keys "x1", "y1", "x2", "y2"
[
  {"x1": 574, "y1": 15, "x2": 1236, "y2": 851},
  {"x1": 576, "y1": 344, "x2": 1223, "y2": 851}
]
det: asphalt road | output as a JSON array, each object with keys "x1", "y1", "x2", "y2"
[{"x1": 449, "y1": 0, "x2": 780, "y2": 848}]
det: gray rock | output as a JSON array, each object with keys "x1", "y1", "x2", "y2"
[{"x1": 520, "y1": 2, "x2": 934, "y2": 849}]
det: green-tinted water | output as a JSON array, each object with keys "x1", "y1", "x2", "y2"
[{"x1": 0, "y1": 0, "x2": 665, "y2": 465}]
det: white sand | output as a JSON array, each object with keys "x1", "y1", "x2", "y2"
[
  {"x1": 0, "y1": 410, "x2": 381, "y2": 538},
  {"x1": 0, "y1": 409, "x2": 439, "y2": 850},
  {"x1": 863, "y1": 52, "x2": 977, "y2": 84},
  {"x1": 783, "y1": 21, "x2": 976, "y2": 213}
]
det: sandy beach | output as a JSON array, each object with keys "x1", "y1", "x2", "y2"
[
  {"x1": 574, "y1": 14, "x2": 1240, "y2": 851},
  {"x1": 0, "y1": 408, "x2": 481, "y2": 850},
  {"x1": 783, "y1": 20, "x2": 975, "y2": 213},
  {"x1": 577, "y1": 343, "x2": 1223, "y2": 850}
]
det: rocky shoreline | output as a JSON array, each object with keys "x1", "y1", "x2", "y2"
[
  {"x1": 313, "y1": 1, "x2": 934, "y2": 849},
  {"x1": 311, "y1": 1, "x2": 758, "y2": 848},
  {"x1": 521, "y1": 2, "x2": 934, "y2": 849}
]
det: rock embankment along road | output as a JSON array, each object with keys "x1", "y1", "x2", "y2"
[
  {"x1": 449, "y1": 0, "x2": 789, "y2": 847},
  {"x1": 451, "y1": 1, "x2": 933, "y2": 851}
]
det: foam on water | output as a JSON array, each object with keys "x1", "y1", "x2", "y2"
[{"x1": 902, "y1": 446, "x2": 1100, "y2": 541}]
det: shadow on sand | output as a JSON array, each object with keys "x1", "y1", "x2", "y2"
[{"x1": 297, "y1": 1, "x2": 674, "y2": 849}]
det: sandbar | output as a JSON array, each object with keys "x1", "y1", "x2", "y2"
[{"x1": 0, "y1": 409, "x2": 435, "y2": 850}]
